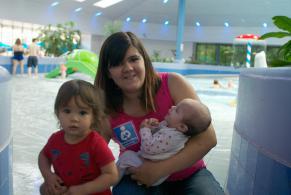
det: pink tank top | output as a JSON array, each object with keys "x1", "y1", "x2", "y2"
[{"x1": 110, "y1": 72, "x2": 205, "y2": 181}]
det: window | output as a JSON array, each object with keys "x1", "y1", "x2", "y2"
[
  {"x1": 219, "y1": 45, "x2": 233, "y2": 66},
  {"x1": 0, "y1": 18, "x2": 43, "y2": 46},
  {"x1": 196, "y1": 43, "x2": 216, "y2": 64}
]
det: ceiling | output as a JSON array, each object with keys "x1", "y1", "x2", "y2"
[{"x1": 30, "y1": 0, "x2": 291, "y2": 27}]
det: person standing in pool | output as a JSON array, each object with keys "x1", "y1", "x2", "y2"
[
  {"x1": 27, "y1": 38, "x2": 41, "y2": 77},
  {"x1": 94, "y1": 31, "x2": 224, "y2": 194}
]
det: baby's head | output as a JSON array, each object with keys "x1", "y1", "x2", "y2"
[
  {"x1": 54, "y1": 79, "x2": 104, "y2": 130},
  {"x1": 165, "y1": 99, "x2": 211, "y2": 136}
]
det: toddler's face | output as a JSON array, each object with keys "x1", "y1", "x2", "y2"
[{"x1": 58, "y1": 96, "x2": 93, "y2": 141}]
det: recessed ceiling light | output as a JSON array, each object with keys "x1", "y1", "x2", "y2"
[
  {"x1": 75, "y1": 7, "x2": 82, "y2": 12},
  {"x1": 75, "y1": 0, "x2": 86, "y2": 2},
  {"x1": 94, "y1": 0, "x2": 123, "y2": 8},
  {"x1": 163, "y1": 0, "x2": 169, "y2": 3},
  {"x1": 51, "y1": 1, "x2": 59, "y2": 7}
]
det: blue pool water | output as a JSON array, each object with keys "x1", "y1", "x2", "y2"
[{"x1": 11, "y1": 74, "x2": 238, "y2": 194}]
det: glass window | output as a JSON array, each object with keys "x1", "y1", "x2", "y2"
[
  {"x1": 196, "y1": 43, "x2": 216, "y2": 64},
  {"x1": 0, "y1": 18, "x2": 44, "y2": 47},
  {"x1": 219, "y1": 45, "x2": 233, "y2": 66},
  {"x1": 2, "y1": 25, "x2": 13, "y2": 45}
]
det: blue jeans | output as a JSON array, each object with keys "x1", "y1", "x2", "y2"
[{"x1": 112, "y1": 168, "x2": 225, "y2": 195}]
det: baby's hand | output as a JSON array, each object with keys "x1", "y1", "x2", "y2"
[{"x1": 140, "y1": 118, "x2": 159, "y2": 129}]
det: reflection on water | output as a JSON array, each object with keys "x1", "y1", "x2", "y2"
[{"x1": 12, "y1": 74, "x2": 238, "y2": 194}]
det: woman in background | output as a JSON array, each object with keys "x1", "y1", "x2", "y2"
[{"x1": 12, "y1": 38, "x2": 25, "y2": 75}]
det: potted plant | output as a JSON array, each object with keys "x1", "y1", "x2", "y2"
[
  {"x1": 38, "y1": 21, "x2": 81, "y2": 57},
  {"x1": 259, "y1": 16, "x2": 291, "y2": 67}
]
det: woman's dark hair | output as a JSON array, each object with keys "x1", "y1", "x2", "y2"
[
  {"x1": 54, "y1": 79, "x2": 104, "y2": 130},
  {"x1": 94, "y1": 31, "x2": 161, "y2": 114},
  {"x1": 15, "y1": 38, "x2": 21, "y2": 45}
]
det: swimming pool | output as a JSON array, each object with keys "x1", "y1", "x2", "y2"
[
  {"x1": 11, "y1": 74, "x2": 238, "y2": 194},
  {"x1": 186, "y1": 75, "x2": 238, "y2": 183}
]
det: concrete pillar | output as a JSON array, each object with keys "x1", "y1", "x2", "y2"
[
  {"x1": 175, "y1": 0, "x2": 186, "y2": 62},
  {"x1": 0, "y1": 66, "x2": 12, "y2": 195},
  {"x1": 226, "y1": 68, "x2": 291, "y2": 194}
]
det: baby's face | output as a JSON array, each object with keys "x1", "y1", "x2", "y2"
[{"x1": 164, "y1": 101, "x2": 187, "y2": 131}]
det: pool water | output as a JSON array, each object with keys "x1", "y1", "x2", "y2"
[
  {"x1": 186, "y1": 75, "x2": 238, "y2": 187},
  {"x1": 11, "y1": 74, "x2": 238, "y2": 194}
]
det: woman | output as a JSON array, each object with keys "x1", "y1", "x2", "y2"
[
  {"x1": 12, "y1": 38, "x2": 25, "y2": 75},
  {"x1": 94, "y1": 32, "x2": 224, "y2": 194}
]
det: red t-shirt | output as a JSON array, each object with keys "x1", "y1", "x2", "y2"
[
  {"x1": 110, "y1": 72, "x2": 205, "y2": 181},
  {"x1": 43, "y1": 130, "x2": 114, "y2": 195}
]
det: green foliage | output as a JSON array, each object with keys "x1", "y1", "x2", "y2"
[
  {"x1": 150, "y1": 50, "x2": 173, "y2": 63},
  {"x1": 103, "y1": 20, "x2": 122, "y2": 36},
  {"x1": 260, "y1": 16, "x2": 291, "y2": 66},
  {"x1": 267, "y1": 59, "x2": 291, "y2": 67},
  {"x1": 38, "y1": 21, "x2": 81, "y2": 57},
  {"x1": 151, "y1": 50, "x2": 162, "y2": 62}
]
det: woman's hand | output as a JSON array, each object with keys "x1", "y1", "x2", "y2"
[{"x1": 128, "y1": 159, "x2": 164, "y2": 187}]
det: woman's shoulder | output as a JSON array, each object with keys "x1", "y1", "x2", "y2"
[
  {"x1": 158, "y1": 72, "x2": 184, "y2": 85},
  {"x1": 167, "y1": 72, "x2": 199, "y2": 103},
  {"x1": 167, "y1": 72, "x2": 183, "y2": 79},
  {"x1": 167, "y1": 72, "x2": 188, "y2": 87}
]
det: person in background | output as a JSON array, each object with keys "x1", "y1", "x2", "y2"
[
  {"x1": 227, "y1": 79, "x2": 236, "y2": 88},
  {"x1": 60, "y1": 64, "x2": 67, "y2": 79},
  {"x1": 117, "y1": 99, "x2": 212, "y2": 186},
  {"x1": 38, "y1": 79, "x2": 118, "y2": 195},
  {"x1": 212, "y1": 79, "x2": 224, "y2": 88},
  {"x1": 12, "y1": 38, "x2": 25, "y2": 75},
  {"x1": 94, "y1": 31, "x2": 224, "y2": 195},
  {"x1": 27, "y1": 38, "x2": 41, "y2": 77}
]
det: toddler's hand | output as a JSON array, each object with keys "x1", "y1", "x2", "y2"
[
  {"x1": 64, "y1": 185, "x2": 83, "y2": 195},
  {"x1": 44, "y1": 173, "x2": 67, "y2": 194}
]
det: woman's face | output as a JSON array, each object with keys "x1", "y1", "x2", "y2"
[{"x1": 108, "y1": 46, "x2": 146, "y2": 94}]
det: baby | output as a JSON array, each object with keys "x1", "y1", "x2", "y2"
[{"x1": 117, "y1": 98, "x2": 211, "y2": 186}]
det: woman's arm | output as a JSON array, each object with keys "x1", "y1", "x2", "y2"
[
  {"x1": 163, "y1": 72, "x2": 217, "y2": 160},
  {"x1": 130, "y1": 73, "x2": 217, "y2": 186}
]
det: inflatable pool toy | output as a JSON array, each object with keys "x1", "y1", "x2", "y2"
[{"x1": 45, "y1": 49, "x2": 98, "y2": 78}]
